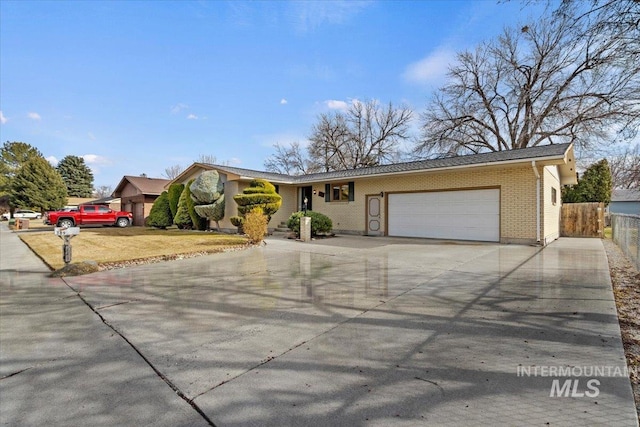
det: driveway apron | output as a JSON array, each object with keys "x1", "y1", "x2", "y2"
[
  {"x1": 0, "y1": 225, "x2": 208, "y2": 426},
  {"x1": 2, "y1": 229, "x2": 637, "y2": 426}
]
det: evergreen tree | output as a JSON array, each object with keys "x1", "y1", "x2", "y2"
[
  {"x1": 10, "y1": 157, "x2": 67, "y2": 211},
  {"x1": 190, "y1": 171, "x2": 225, "y2": 230},
  {"x1": 233, "y1": 179, "x2": 282, "y2": 222},
  {"x1": 167, "y1": 183, "x2": 184, "y2": 220},
  {"x1": 57, "y1": 155, "x2": 94, "y2": 197},
  {"x1": 174, "y1": 181, "x2": 194, "y2": 229},
  {"x1": 146, "y1": 191, "x2": 173, "y2": 228},
  {"x1": 562, "y1": 159, "x2": 613, "y2": 204},
  {"x1": 184, "y1": 183, "x2": 207, "y2": 230},
  {"x1": 0, "y1": 141, "x2": 43, "y2": 197}
]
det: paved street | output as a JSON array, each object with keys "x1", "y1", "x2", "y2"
[{"x1": 1, "y1": 226, "x2": 637, "y2": 426}]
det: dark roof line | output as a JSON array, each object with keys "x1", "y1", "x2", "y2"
[{"x1": 205, "y1": 143, "x2": 572, "y2": 183}]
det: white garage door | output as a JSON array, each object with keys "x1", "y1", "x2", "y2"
[{"x1": 388, "y1": 189, "x2": 500, "y2": 242}]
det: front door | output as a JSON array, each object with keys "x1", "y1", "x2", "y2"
[
  {"x1": 366, "y1": 195, "x2": 383, "y2": 236},
  {"x1": 300, "y1": 186, "x2": 313, "y2": 211}
]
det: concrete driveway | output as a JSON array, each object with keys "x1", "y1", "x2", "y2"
[{"x1": 1, "y1": 229, "x2": 637, "y2": 426}]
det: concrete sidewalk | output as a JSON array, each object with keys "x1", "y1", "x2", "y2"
[{"x1": 1, "y1": 226, "x2": 638, "y2": 426}]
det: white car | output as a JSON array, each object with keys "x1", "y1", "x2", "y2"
[{"x1": 2, "y1": 209, "x2": 42, "y2": 220}]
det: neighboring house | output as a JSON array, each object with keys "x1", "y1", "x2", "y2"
[
  {"x1": 172, "y1": 143, "x2": 577, "y2": 245},
  {"x1": 113, "y1": 176, "x2": 172, "y2": 226},
  {"x1": 66, "y1": 197, "x2": 95, "y2": 207},
  {"x1": 81, "y1": 196, "x2": 121, "y2": 211},
  {"x1": 609, "y1": 189, "x2": 640, "y2": 215}
]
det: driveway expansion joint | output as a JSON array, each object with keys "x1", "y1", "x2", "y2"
[
  {"x1": 0, "y1": 366, "x2": 34, "y2": 380},
  {"x1": 60, "y1": 279, "x2": 218, "y2": 427}
]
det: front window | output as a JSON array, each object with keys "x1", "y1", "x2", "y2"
[
  {"x1": 325, "y1": 181, "x2": 354, "y2": 202},
  {"x1": 332, "y1": 183, "x2": 350, "y2": 202}
]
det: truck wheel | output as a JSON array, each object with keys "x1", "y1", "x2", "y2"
[
  {"x1": 116, "y1": 217, "x2": 130, "y2": 228},
  {"x1": 58, "y1": 218, "x2": 74, "y2": 228}
]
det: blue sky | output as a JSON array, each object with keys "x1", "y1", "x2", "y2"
[{"x1": 0, "y1": 0, "x2": 548, "y2": 189}]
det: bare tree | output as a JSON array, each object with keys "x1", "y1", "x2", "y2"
[
  {"x1": 93, "y1": 185, "x2": 113, "y2": 198},
  {"x1": 415, "y1": 3, "x2": 640, "y2": 157},
  {"x1": 163, "y1": 164, "x2": 184, "y2": 180},
  {"x1": 609, "y1": 144, "x2": 640, "y2": 189},
  {"x1": 309, "y1": 100, "x2": 413, "y2": 171},
  {"x1": 196, "y1": 154, "x2": 217, "y2": 164},
  {"x1": 308, "y1": 112, "x2": 350, "y2": 172},
  {"x1": 264, "y1": 142, "x2": 317, "y2": 175}
]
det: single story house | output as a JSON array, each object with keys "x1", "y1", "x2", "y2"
[
  {"x1": 609, "y1": 189, "x2": 640, "y2": 215},
  {"x1": 171, "y1": 143, "x2": 577, "y2": 245},
  {"x1": 81, "y1": 196, "x2": 121, "y2": 211},
  {"x1": 66, "y1": 197, "x2": 96, "y2": 207},
  {"x1": 113, "y1": 175, "x2": 172, "y2": 226}
]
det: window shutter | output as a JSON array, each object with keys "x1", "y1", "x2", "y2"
[
  {"x1": 348, "y1": 182, "x2": 355, "y2": 202},
  {"x1": 325, "y1": 184, "x2": 331, "y2": 202}
]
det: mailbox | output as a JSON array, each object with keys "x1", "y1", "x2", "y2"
[
  {"x1": 54, "y1": 227, "x2": 80, "y2": 264},
  {"x1": 54, "y1": 227, "x2": 80, "y2": 236}
]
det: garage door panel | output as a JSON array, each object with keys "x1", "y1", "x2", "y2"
[{"x1": 388, "y1": 189, "x2": 499, "y2": 242}]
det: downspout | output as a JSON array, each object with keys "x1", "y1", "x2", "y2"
[{"x1": 532, "y1": 161, "x2": 541, "y2": 244}]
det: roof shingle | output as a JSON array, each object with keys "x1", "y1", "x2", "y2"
[{"x1": 206, "y1": 143, "x2": 572, "y2": 184}]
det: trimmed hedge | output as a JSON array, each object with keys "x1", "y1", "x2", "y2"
[
  {"x1": 286, "y1": 211, "x2": 333, "y2": 236},
  {"x1": 167, "y1": 183, "x2": 184, "y2": 221},
  {"x1": 233, "y1": 179, "x2": 282, "y2": 221},
  {"x1": 174, "y1": 183, "x2": 194, "y2": 229},
  {"x1": 146, "y1": 191, "x2": 172, "y2": 229}
]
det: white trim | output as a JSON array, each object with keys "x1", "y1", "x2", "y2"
[{"x1": 532, "y1": 161, "x2": 541, "y2": 244}]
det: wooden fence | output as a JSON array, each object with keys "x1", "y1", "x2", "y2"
[{"x1": 560, "y1": 202, "x2": 604, "y2": 238}]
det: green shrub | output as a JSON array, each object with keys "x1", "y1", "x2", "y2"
[
  {"x1": 181, "y1": 179, "x2": 207, "y2": 230},
  {"x1": 286, "y1": 211, "x2": 333, "y2": 236},
  {"x1": 174, "y1": 183, "x2": 194, "y2": 229},
  {"x1": 233, "y1": 179, "x2": 282, "y2": 221},
  {"x1": 194, "y1": 195, "x2": 225, "y2": 230},
  {"x1": 190, "y1": 170, "x2": 224, "y2": 204},
  {"x1": 167, "y1": 183, "x2": 184, "y2": 220},
  {"x1": 243, "y1": 207, "x2": 267, "y2": 244},
  {"x1": 147, "y1": 191, "x2": 173, "y2": 229},
  {"x1": 230, "y1": 215, "x2": 244, "y2": 233}
]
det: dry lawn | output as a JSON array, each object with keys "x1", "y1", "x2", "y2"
[
  {"x1": 603, "y1": 239, "x2": 640, "y2": 418},
  {"x1": 18, "y1": 226, "x2": 249, "y2": 270}
]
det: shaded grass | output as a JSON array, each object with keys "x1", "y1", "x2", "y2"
[
  {"x1": 19, "y1": 227, "x2": 249, "y2": 270},
  {"x1": 604, "y1": 226, "x2": 612, "y2": 239}
]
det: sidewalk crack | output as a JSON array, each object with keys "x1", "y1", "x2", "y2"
[
  {"x1": 61, "y1": 280, "x2": 216, "y2": 427},
  {"x1": 0, "y1": 366, "x2": 33, "y2": 380}
]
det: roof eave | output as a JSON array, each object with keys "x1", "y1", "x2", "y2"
[{"x1": 297, "y1": 151, "x2": 576, "y2": 184}]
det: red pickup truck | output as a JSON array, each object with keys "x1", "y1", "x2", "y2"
[{"x1": 45, "y1": 205, "x2": 133, "y2": 228}]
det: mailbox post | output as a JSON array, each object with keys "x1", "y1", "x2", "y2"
[{"x1": 54, "y1": 226, "x2": 80, "y2": 264}]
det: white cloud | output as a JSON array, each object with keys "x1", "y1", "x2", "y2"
[
  {"x1": 187, "y1": 114, "x2": 198, "y2": 120},
  {"x1": 291, "y1": 1, "x2": 371, "y2": 32},
  {"x1": 280, "y1": 98, "x2": 288, "y2": 105},
  {"x1": 0, "y1": 111, "x2": 6, "y2": 124},
  {"x1": 171, "y1": 103, "x2": 189, "y2": 114},
  {"x1": 87, "y1": 132, "x2": 96, "y2": 140},
  {"x1": 228, "y1": 157, "x2": 242, "y2": 165},
  {"x1": 46, "y1": 156, "x2": 59, "y2": 166},
  {"x1": 325, "y1": 100, "x2": 349, "y2": 111},
  {"x1": 82, "y1": 154, "x2": 111, "y2": 176},
  {"x1": 27, "y1": 112, "x2": 41, "y2": 121},
  {"x1": 403, "y1": 47, "x2": 456, "y2": 85},
  {"x1": 82, "y1": 154, "x2": 110, "y2": 165}
]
